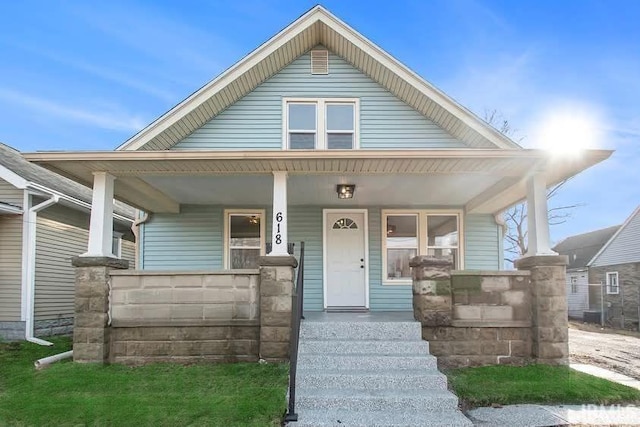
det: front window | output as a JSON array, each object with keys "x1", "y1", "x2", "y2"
[
  {"x1": 426, "y1": 215, "x2": 459, "y2": 269},
  {"x1": 385, "y1": 215, "x2": 418, "y2": 280},
  {"x1": 285, "y1": 98, "x2": 358, "y2": 149},
  {"x1": 606, "y1": 272, "x2": 619, "y2": 295},
  {"x1": 225, "y1": 210, "x2": 265, "y2": 269},
  {"x1": 383, "y1": 210, "x2": 462, "y2": 284}
]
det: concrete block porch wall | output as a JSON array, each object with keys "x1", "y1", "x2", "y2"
[
  {"x1": 71, "y1": 256, "x2": 296, "y2": 364},
  {"x1": 411, "y1": 256, "x2": 569, "y2": 368}
]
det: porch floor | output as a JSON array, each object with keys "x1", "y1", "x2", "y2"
[{"x1": 303, "y1": 311, "x2": 414, "y2": 323}]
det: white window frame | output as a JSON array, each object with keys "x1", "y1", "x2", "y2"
[
  {"x1": 606, "y1": 271, "x2": 619, "y2": 295},
  {"x1": 570, "y1": 275, "x2": 578, "y2": 294},
  {"x1": 112, "y1": 232, "x2": 123, "y2": 258},
  {"x1": 282, "y1": 97, "x2": 360, "y2": 150},
  {"x1": 381, "y1": 209, "x2": 464, "y2": 285},
  {"x1": 223, "y1": 209, "x2": 266, "y2": 269}
]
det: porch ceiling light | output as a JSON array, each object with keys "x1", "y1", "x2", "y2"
[{"x1": 336, "y1": 184, "x2": 355, "y2": 199}]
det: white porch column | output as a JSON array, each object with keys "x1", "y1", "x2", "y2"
[
  {"x1": 83, "y1": 172, "x2": 116, "y2": 257},
  {"x1": 525, "y1": 173, "x2": 557, "y2": 256},
  {"x1": 269, "y1": 171, "x2": 289, "y2": 256}
]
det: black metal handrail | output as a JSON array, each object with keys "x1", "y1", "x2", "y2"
[{"x1": 284, "y1": 241, "x2": 304, "y2": 422}]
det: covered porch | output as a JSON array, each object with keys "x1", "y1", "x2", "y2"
[
  {"x1": 26, "y1": 148, "x2": 610, "y2": 275},
  {"x1": 25, "y1": 148, "x2": 609, "y2": 365}
]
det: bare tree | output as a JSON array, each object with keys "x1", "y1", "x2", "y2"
[{"x1": 483, "y1": 110, "x2": 581, "y2": 267}]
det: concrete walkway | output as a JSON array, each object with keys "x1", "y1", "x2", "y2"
[{"x1": 466, "y1": 364, "x2": 640, "y2": 426}]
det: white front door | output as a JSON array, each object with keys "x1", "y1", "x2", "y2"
[{"x1": 324, "y1": 210, "x2": 368, "y2": 308}]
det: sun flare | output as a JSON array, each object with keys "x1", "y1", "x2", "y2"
[{"x1": 533, "y1": 106, "x2": 603, "y2": 156}]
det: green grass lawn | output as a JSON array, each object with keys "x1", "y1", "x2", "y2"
[
  {"x1": 446, "y1": 364, "x2": 640, "y2": 409},
  {"x1": 0, "y1": 338, "x2": 288, "y2": 427}
]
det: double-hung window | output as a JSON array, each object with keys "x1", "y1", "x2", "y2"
[
  {"x1": 606, "y1": 271, "x2": 619, "y2": 295},
  {"x1": 382, "y1": 210, "x2": 462, "y2": 283},
  {"x1": 285, "y1": 98, "x2": 358, "y2": 149},
  {"x1": 570, "y1": 276, "x2": 578, "y2": 294},
  {"x1": 224, "y1": 210, "x2": 265, "y2": 269}
]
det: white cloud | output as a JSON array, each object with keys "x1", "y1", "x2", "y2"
[{"x1": 0, "y1": 88, "x2": 145, "y2": 132}]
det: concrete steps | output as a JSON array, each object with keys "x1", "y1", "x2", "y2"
[
  {"x1": 291, "y1": 409, "x2": 472, "y2": 427},
  {"x1": 287, "y1": 315, "x2": 472, "y2": 426}
]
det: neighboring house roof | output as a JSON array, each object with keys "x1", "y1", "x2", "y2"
[
  {"x1": 0, "y1": 201, "x2": 22, "y2": 214},
  {"x1": 117, "y1": 5, "x2": 522, "y2": 152},
  {"x1": 588, "y1": 205, "x2": 640, "y2": 267},
  {"x1": 0, "y1": 143, "x2": 135, "y2": 219},
  {"x1": 553, "y1": 225, "x2": 620, "y2": 270}
]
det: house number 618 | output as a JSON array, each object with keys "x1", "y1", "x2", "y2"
[{"x1": 275, "y1": 212, "x2": 283, "y2": 244}]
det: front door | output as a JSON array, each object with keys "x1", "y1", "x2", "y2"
[{"x1": 324, "y1": 210, "x2": 368, "y2": 309}]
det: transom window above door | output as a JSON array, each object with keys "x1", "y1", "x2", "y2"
[{"x1": 284, "y1": 98, "x2": 359, "y2": 150}]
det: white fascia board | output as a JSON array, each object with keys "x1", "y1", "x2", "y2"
[
  {"x1": 587, "y1": 205, "x2": 640, "y2": 267},
  {"x1": 116, "y1": 5, "x2": 519, "y2": 152},
  {"x1": 314, "y1": 9, "x2": 521, "y2": 149},
  {"x1": 116, "y1": 7, "x2": 323, "y2": 151},
  {"x1": 0, "y1": 165, "x2": 28, "y2": 189}
]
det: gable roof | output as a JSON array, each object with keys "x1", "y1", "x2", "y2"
[
  {"x1": 0, "y1": 143, "x2": 135, "y2": 219},
  {"x1": 553, "y1": 225, "x2": 620, "y2": 270},
  {"x1": 588, "y1": 205, "x2": 640, "y2": 267},
  {"x1": 117, "y1": 5, "x2": 522, "y2": 152}
]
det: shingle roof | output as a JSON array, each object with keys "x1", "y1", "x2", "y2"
[
  {"x1": 553, "y1": 225, "x2": 620, "y2": 269},
  {"x1": 0, "y1": 143, "x2": 135, "y2": 219}
]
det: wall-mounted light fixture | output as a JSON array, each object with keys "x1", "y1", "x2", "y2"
[{"x1": 336, "y1": 184, "x2": 355, "y2": 199}]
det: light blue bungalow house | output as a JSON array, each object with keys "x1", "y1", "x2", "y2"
[{"x1": 27, "y1": 6, "x2": 610, "y2": 313}]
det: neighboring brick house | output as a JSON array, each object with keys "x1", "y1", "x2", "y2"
[
  {"x1": 587, "y1": 206, "x2": 640, "y2": 329},
  {"x1": 553, "y1": 225, "x2": 619, "y2": 319}
]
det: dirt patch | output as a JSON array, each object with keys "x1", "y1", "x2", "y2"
[{"x1": 569, "y1": 325, "x2": 640, "y2": 381}]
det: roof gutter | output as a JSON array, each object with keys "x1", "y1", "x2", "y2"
[
  {"x1": 23, "y1": 193, "x2": 59, "y2": 346},
  {"x1": 26, "y1": 182, "x2": 133, "y2": 224}
]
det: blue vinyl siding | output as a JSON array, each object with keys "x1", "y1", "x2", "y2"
[
  {"x1": 173, "y1": 50, "x2": 464, "y2": 150},
  {"x1": 464, "y1": 214, "x2": 502, "y2": 270},
  {"x1": 141, "y1": 207, "x2": 502, "y2": 309},
  {"x1": 142, "y1": 205, "x2": 223, "y2": 270}
]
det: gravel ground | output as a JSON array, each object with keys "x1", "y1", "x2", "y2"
[{"x1": 569, "y1": 325, "x2": 640, "y2": 380}]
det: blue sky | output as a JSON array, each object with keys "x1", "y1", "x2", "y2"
[{"x1": 1, "y1": 0, "x2": 638, "y2": 243}]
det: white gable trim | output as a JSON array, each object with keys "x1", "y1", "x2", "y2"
[
  {"x1": 116, "y1": 6, "x2": 519, "y2": 152},
  {"x1": 587, "y1": 205, "x2": 640, "y2": 266},
  {"x1": 0, "y1": 164, "x2": 28, "y2": 189}
]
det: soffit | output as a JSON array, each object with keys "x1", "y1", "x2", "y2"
[{"x1": 25, "y1": 149, "x2": 612, "y2": 215}]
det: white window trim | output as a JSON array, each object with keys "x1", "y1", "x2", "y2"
[
  {"x1": 282, "y1": 97, "x2": 360, "y2": 150},
  {"x1": 112, "y1": 232, "x2": 123, "y2": 258},
  {"x1": 570, "y1": 275, "x2": 578, "y2": 294},
  {"x1": 381, "y1": 209, "x2": 464, "y2": 285},
  {"x1": 606, "y1": 271, "x2": 619, "y2": 295},
  {"x1": 223, "y1": 209, "x2": 266, "y2": 269}
]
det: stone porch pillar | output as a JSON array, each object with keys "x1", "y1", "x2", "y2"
[
  {"x1": 258, "y1": 255, "x2": 298, "y2": 362},
  {"x1": 409, "y1": 256, "x2": 453, "y2": 326},
  {"x1": 516, "y1": 255, "x2": 569, "y2": 365},
  {"x1": 72, "y1": 256, "x2": 128, "y2": 363}
]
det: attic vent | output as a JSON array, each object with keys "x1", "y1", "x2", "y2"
[{"x1": 311, "y1": 49, "x2": 329, "y2": 75}]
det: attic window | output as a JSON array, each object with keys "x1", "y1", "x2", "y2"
[{"x1": 311, "y1": 49, "x2": 329, "y2": 74}]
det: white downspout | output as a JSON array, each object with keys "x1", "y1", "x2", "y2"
[
  {"x1": 24, "y1": 194, "x2": 59, "y2": 346},
  {"x1": 131, "y1": 211, "x2": 150, "y2": 269}
]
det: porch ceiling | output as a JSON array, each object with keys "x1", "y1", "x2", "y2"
[{"x1": 24, "y1": 149, "x2": 612, "y2": 215}]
